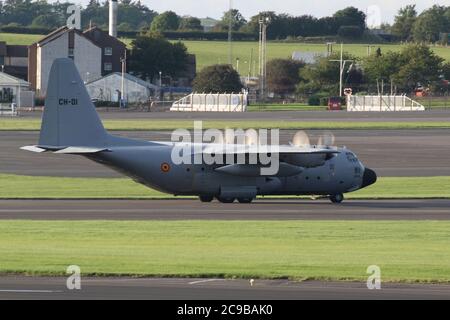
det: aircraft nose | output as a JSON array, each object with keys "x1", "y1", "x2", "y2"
[{"x1": 361, "y1": 168, "x2": 377, "y2": 188}]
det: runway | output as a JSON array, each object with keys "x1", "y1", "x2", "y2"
[
  {"x1": 0, "y1": 276, "x2": 449, "y2": 300},
  {"x1": 2, "y1": 129, "x2": 450, "y2": 177},
  {"x1": 1, "y1": 199, "x2": 450, "y2": 220},
  {"x1": 19, "y1": 109, "x2": 450, "y2": 122}
]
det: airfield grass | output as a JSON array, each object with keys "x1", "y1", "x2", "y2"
[
  {"x1": 2, "y1": 33, "x2": 449, "y2": 71},
  {"x1": 2, "y1": 118, "x2": 450, "y2": 131},
  {"x1": 1, "y1": 174, "x2": 450, "y2": 199},
  {"x1": 0, "y1": 219, "x2": 449, "y2": 282}
]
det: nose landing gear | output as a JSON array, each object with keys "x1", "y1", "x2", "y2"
[{"x1": 330, "y1": 193, "x2": 344, "y2": 204}]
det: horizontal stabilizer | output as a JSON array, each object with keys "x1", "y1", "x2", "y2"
[
  {"x1": 21, "y1": 146, "x2": 109, "y2": 154},
  {"x1": 54, "y1": 147, "x2": 109, "y2": 154},
  {"x1": 20, "y1": 145, "x2": 48, "y2": 153}
]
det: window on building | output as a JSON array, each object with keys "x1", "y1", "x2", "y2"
[
  {"x1": 104, "y1": 62, "x2": 113, "y2": 71},
  {"x1": 68, "y1": 47, "x2": 74, "y2": 59},
  {"x1": 0, "y1": 56, "x2": 4, "y2": 66},
  {"x1": 104, "y1": 47, "x2": 113, "y2": 56}
]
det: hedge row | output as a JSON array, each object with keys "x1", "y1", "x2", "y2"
[{"x1": 0, "y1": 26, "x2": 258, "y2": 41}]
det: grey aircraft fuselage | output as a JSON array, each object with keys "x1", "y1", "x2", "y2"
[{"x1": 85, "y1": 135, "x2": 374, "y2": 198}]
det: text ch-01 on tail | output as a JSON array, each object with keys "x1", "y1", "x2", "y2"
[{"x1": 22, "y1": 58, "x2": 377, "y2": 204}]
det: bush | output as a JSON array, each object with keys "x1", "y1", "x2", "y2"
[
  {"x1": 308, "y1": 95, "x2": 321, "y2": 106},
  {"x1": 193, "y1": 64, "x2": 243, "y2": 93}
]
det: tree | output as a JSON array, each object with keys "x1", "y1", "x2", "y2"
[
  {"x1": 178, "y1": 17, "x2": 203, "y2": 31},
  {"x1": 363, "y1": 44, "x2": 445, "y2": 91},
  {"x1": 150, "y1": 11, "x2": 180, "y2": 32},
  {"x1": 129, "y1": 32, "x2": 189, "y2": 82},
  {"x1": 266, "y1": 59, "x2": 305, "y2": 96},
  {"x1": 117, "y1": 22, "x2": 133, "y2": 32},
  {"x1": 395, "y1": 44, "x2": 444, "y2": 89},
  {"x1": 413, "y1": 5, "x2": 449, "y2": 42},
  {"x1": 216, "y1": 9, "x2": 247, "y2": 31},
  {"x1": 298, "y1": 52, "x2": 361, "y2": 96},
  {"x1": 333, "y1": 7, "x2": 366, "y2": 30},
  {"x1": 193, "y1": 65, "x2": 243, "y2": 93},
  {"x1": 31, "y1": 14, "x2": 60, "y2": 29},
  {"x1": 363, "y1": 51, "x2": 403, "y2": 85},
  {"x1": 442, "y1": 62, "x2": 450, "y2": 80},
  {"x1": 391, "y1": 5, "x2": 417, "y2": 41},
  {"x1": 242, "y1": 12, "x2": 283, "y2": 38}
]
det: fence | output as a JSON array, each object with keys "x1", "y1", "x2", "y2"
[
  {"x1": 171, "y1": 93, "x2": 248, "y2": 112},
  {"x1": 0, "y1": 103, "x2": 18, "y2": 116},
  {"x1": 347, "y1": 95, "x2": 425, "y2": 112}
]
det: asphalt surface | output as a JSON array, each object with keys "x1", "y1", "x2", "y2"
[
  {"x1": 2, "y1": 129, "x2": 450, "y2": 177},
  {"x1": 0, "y1": 276, "x2": 449, "y2": 300},
  {"x1": 1, "y1": 199, "x2": 450, "y2": 220},
  {"x1": 18, "y1": 109, "x2": 450, "y2": 121}
]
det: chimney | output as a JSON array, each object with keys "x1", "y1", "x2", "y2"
[{"x1": 109, "y1": 0, "x2": 118, "y2": 37}]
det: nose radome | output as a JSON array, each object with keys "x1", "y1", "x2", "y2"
[{"x1": 361, "y1": 168, "x2": 377, "y2": 188}]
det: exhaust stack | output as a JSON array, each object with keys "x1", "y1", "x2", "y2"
[{"x1": 109, "y1": 0, "x2": 118, "y2": 37}]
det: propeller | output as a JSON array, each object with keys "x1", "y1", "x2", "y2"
[
  {"x1": 317, "y1": 131, "x2": 336, "y2": 148},
  {"x1": 245, "y1": 129, "x2": 259, "y2": 146},
  {"x1": 223, "y1": 129, "x2": 236, "y2": 145},
  {"x1": 291, "y1": 131, "x2": 311, "y2": 147}
]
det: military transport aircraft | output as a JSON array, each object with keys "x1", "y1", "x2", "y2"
[{"x1": 22, "y1": 58, "x2": 377, "y2": 204}]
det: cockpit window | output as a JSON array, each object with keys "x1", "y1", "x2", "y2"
[{"x1": 346, "y1": 152, "x2": 358, "y2": 163}]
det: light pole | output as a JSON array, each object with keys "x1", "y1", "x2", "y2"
[
  {"x1": 159, "y1": 71, "x2": 163, "y2": 103},
  {"x1": 120, "y1": 50, "x2": 126, "y2": 108},
  {"x1": 228, "y1": 0, "x2": 233, "y2": 65},
  {"x1": 259, "y1": 15, "x2": 269, "y2": 101},
  {"x1": 330, "y1": 43, "x2": 353, "y2": 97}
]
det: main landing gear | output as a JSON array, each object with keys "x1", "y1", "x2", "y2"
[
  {"x1": 199, "y1": 195, "x2": 214, "y2": 203},
  {"x1": 329, "y1": 193, "x2": 344, "y2": 204}
]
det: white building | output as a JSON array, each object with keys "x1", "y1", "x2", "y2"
[
  {"x1": 0, "y1": 71, "x2": 34, "y2": 108},
  {"x1": 292, "y1": 51, "x2": 327, "y2": 64},
  {"x1": 86, "y1": 72, "x2": 159, "y2": 103},
  {"x1": 29, "y1": 27, "x2": 102, "y2": 96}
]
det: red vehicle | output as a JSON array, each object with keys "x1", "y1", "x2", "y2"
[{"x1": 328, "y1": 97, "x2": 342, "y2": 110}]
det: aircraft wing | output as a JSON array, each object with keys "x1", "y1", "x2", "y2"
[{"x1": 199, "y1": 144, "x2": 339, "y2": 155}]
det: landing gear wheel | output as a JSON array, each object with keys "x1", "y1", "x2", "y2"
[
  {"x1": 199, "y1": 195, "x2": 214, "y2": 203},
  {"x1": 330, "y1": 193, "x2": 344, "y2": 204},
  {"x1": 238, "y1": 198, "x2": 253, "y2": 204},
  {"x1": 217, "y1": 197, "x2": 236, "y2": 203}
]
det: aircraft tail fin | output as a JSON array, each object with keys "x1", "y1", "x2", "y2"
[{"x1": 38, "y1": 58, "x2": 108, "y2": 149}]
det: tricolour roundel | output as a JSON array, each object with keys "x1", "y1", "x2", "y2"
[{"x1": 161, "y1": 163, "x2": 171, "y2": 173}]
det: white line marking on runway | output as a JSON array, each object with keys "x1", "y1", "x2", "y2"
[
  {"x1": 188, "y1": 279, "x2": 225, "y2": 285},
  {"x1": 0, "y1": 289, "x2": 63, "y2": 293}
]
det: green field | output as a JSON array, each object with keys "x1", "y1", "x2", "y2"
[
  {"x1": 1, "y1": 174, "x2": 450, "y2": 199},
  {"x1": 2, "y1": 118, "x2": 450, "y2": 131},
  {"x1": 2, "y1": 32, "x2": 449, "y2": 72},
  {"x1": 174, "y1": 41, "x2": 450, "y2": 72},
  {"x1": 0, "y1": 220, "x2": 449, "y2": 282}
]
